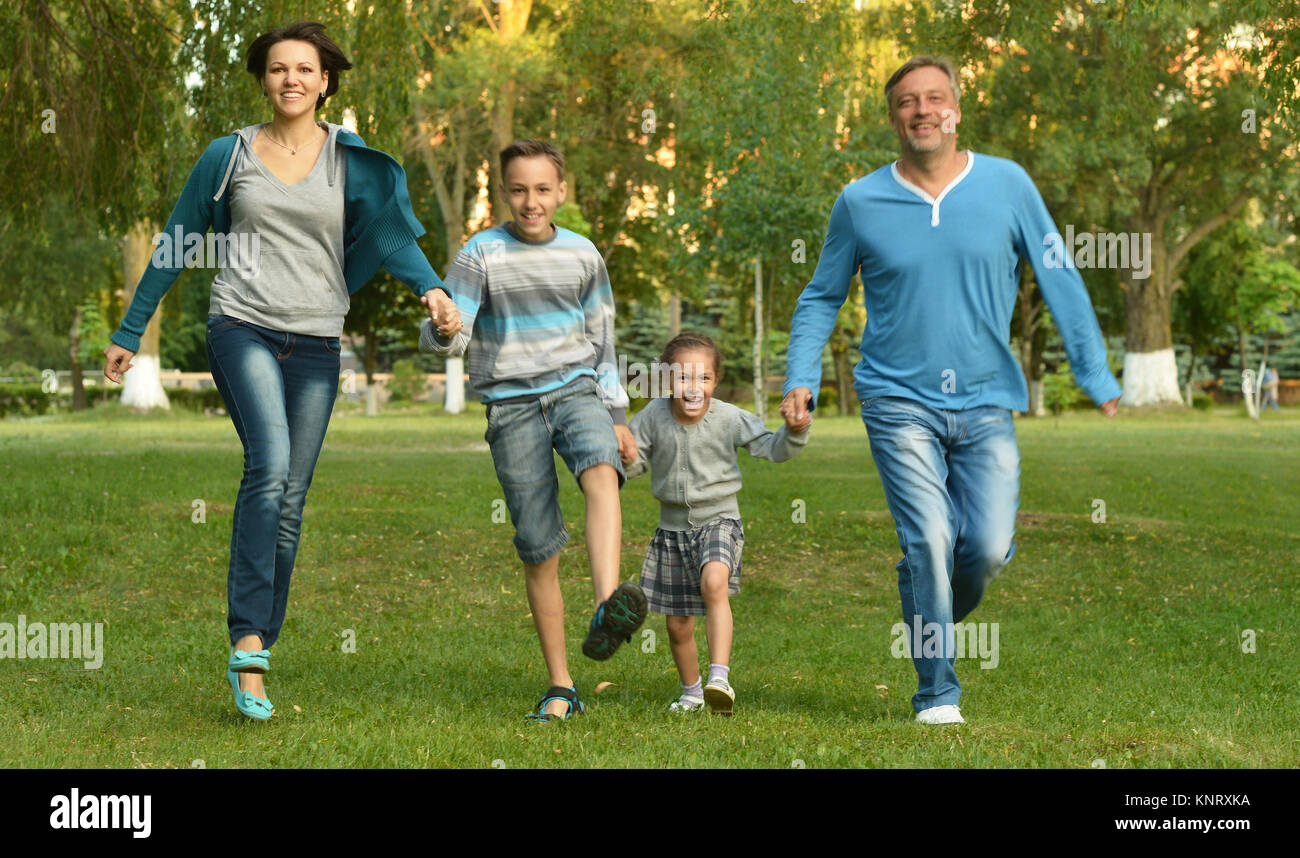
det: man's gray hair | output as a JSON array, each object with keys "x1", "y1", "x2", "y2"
[{"x1": 885, "y1": 55, "x2": 962, "y2": 113}]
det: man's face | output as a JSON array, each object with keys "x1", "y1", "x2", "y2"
[
  {"x1": 501, "y1": 155, "x2": 566, "y2": 242},
  {"x1": 889, "y1": 65, "x2": 960, "y2": 155}
]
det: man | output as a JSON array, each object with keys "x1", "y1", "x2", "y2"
[{"x1": 781, "y1": 56, "x2": 1122, "y2": 725}]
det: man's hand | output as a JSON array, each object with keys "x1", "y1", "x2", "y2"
[
  {"x1": 1098, "y1": 397, "x2": 1119, "y2": 417},
  {"x1": 614, "y1": 424, "x2": 637, "y2": 464},
  {"x1": 421, "y1": 289, "x2": 462, "y2": 338},
  {"x1": 104, "y1": 344, "x2": 135, "y2": 385},
  {"x1": 780, "y1": 387, "x2": 813, "y2": 432}
]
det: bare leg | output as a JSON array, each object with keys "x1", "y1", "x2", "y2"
[
  {"x1": 700, "y1": 561, "x2": 733, "y2": 668},
  {"x1": 579, "y1": 463, "x2": 622, "y2": 606},
  {"x1": 665, "y1": 614, "x2": 700, "y2": 689},
  {"x1": 524, "y1": 554, "x2": 574, "y2": 718}
]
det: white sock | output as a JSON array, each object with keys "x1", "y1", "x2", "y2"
[
  {"x1": 708, "y1": 663, "x2": 730, "y2": 685},
  {"x1": 681, "y1": 678, "x2": 703, "y2": 699}
]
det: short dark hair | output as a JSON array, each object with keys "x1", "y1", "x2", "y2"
[
  {"x1": 659, "y1": 332, "x2": 723, "y2": 381},
  {"x1": 246, "y1": 21, "x2": 352, "y2": 110},
  {"x1": 885, "y1": 55, "x2": 962, "y2": 115},
  {"x1": 499, "y1": 139, "x2": 566, "y2": 184}
]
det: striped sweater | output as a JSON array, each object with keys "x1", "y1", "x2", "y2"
[{"x1": 420, "y1": 223, "x2": 629, "y2": 422}]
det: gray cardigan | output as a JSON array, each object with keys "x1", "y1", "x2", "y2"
[{"x1": 625, "y1": 397, "x2": 809, "y2": 530}]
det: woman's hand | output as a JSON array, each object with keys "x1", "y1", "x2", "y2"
[
  {"x1": 422, "y1": 289, "x2": 462, "y2": 338},
  {"x1": 104, "y1": 344, "x2": 136, "y2": 384}
]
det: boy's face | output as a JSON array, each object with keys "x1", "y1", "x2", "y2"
[
  {"x1": 501, "y1": 154, "x2": 566, "y2": 242},
  {"x1": 666, "y1": 347, "x2": 718, "y2": 424}
]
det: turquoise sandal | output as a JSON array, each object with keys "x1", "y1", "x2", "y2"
[
  {"x1": 525, "y1": 685, "x2": 585, "y2": 723},
  {"x1": 227, "y1": 669, "x2": 273, "y2": 721},
  {"x1": 228, "y1": 647, "x2": 270, "y2": 674}
]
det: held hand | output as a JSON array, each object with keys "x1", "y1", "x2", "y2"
[
  {"x1": 104, "y1": 344, "x2": 136, "y2": 385},
  {"x1": 780, "y1": 387, "x2": 813, "y2": 433},
  {"x1": 1098, "y1": 397, "x2": 1119, "y2": 418},
  {"x1": 615, "y1": 424, "x2": 637, "y2": 464},
  {"x1": 422, "y1": 290, "x2": 462, "y2": 338}
]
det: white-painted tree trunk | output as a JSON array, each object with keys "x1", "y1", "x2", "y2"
[
  {"x1": 444, "y1": 356, "x2": 465, "y2": 415},
  {"x1": 120, "y1": 354, "x2": 170, "y2": 410},
  {"x1": 1029, "y1": 379, "x2": 1046, "y2": 417},
  {"x1": 1118, "y1": 348, "x2": 1181, "y2": 407}
]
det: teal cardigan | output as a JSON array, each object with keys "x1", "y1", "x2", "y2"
[{"x1": 111, "y1": 125, "x2": 445, "y2": 352}]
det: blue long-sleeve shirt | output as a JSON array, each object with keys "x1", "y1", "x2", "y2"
[{"x1": 784, "y1": 152, "x2": 1122, "y2": 412}]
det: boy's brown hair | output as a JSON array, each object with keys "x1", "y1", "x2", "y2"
[{"x1": 500, "y1": 139, "x2": 566, "y2": 184}]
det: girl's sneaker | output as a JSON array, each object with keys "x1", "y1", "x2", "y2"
[
  {"x1": 669, "y1": 695, "x2": 705, "y2": 713},
  {"x1": 703, "y1": 677, "x2": 734, "y2": 716}
]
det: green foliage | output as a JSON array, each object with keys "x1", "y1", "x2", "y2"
[
  {"x1": 0, "y1": 384, "x2": 55, "y2": 418},
  {"x1": 1042, "y1": 361, "x2": 1088, "y2": 415},
  {"x1": 385, "y1": 359, "x2": 428, "y2": 403}
]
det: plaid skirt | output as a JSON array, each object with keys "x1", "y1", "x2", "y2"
[{"x1": 639, "y1": 517, "x2": 744, "y2": 617}]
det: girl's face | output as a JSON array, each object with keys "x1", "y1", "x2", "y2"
[
  {"x1": 667, "y1": 346, "x2": 719, "y2": 423},
  {"x1": 263, "y1": 40, "x2": 327, "y2": 120}
]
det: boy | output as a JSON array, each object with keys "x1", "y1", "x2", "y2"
[{"x1": 420, "y1": 139, "x2": 646, "y2": 721}]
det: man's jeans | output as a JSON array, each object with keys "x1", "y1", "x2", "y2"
[
  {"x1": 206, "y1": 315, "x2": 339, "y2": 648},
  {"x1": 861, "y1": 396, "x2": 1019, "y2": 712}
]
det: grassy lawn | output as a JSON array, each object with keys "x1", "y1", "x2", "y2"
[{"x1": 1, "y1": 402, "x2": 1296, "y2": 768}]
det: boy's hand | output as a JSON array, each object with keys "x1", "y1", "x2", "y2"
[
  {"x1": 422, "y1": 289, "x2": 462, "y2": 338},
  {"x1": 615, "y1": 424, "x2": 637, "y2": 464},
  {"x1": 781, "y1": 387, "x2": 812, "y2": 433}
]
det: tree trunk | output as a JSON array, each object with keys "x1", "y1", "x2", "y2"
[
  {"x1": 489, "y1": 0, "x2": 533, "y2": 227},
  {"x1": 119, "y1": 220, "x2": 169, "y2": 410},
  {"x1": 1119, "y1": 239, "x2": 1182, "y2": 406},
  {"x1": 752, "y1": 257, "x2": 764, "y2": 421},
  {"x1": 68, "y1": 305, "x2": 88, "y2": 411},
  {"x1": 1017, "y1": 265, "x2": 1043, "y2": 416},
  {"x1": 669, "y1": 291, "x2": 681, "y2": 336}
]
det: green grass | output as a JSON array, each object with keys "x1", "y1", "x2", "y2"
[{"x1": 1, "y1": 402, "x2": 1297, "y2": 768}]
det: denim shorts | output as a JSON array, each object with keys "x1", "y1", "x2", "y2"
[{"x1": 484, "y1": 376, "x2": 625, "y2": 564}]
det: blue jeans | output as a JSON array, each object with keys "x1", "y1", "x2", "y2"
[
  {"x1": 484, "y1": 377, "x2": 624, "y2": 565},
  {"x1": 861, "y1": 396, "x2": 1019, "y2": 712},
  {"x1": 206, "y1": 315, "x2": 340, "y2": 648}
]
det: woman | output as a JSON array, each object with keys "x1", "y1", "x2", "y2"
[{"x1": 103, "y1": 21, "x2": 460, "y2": 721}]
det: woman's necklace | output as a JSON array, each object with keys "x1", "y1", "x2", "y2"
[{"x1": 265, "y1": 126, "x2": 317, "y2": 155}]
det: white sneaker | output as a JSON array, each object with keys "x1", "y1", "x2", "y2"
[
  {"x1": 703, "y1": 678, "x2": 735, "y2": 716},
  {"x1": 915, "y1": 704, "x2": 965, "y2": 725},
  {"x1": 669, "y1": 695, "x2": 705, "y2": 713}
]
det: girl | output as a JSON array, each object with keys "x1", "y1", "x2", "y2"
[
  {"x1": 621, "y1": 332, "x2": 809, "y2": 714},
  {"x1": 103, "y1": 21, "x2": 459, "y2": 721}
]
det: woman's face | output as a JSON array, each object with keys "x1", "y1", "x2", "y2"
[{"x1": 262, "y1": 39, "x2": 327, "y2": 119}]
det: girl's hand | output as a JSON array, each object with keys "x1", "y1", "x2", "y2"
[
  {"x1": 104, "y1": 344, "x2": 136, "y2": 384},
  {"x1": 615, "y1": 424, "x2": 637, "y2": 464}
]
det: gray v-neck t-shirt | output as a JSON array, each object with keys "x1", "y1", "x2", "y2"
[{"x1": 209, "y1": 122, "x2": 348, "y2": 336}]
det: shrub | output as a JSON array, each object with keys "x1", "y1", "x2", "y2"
[{"x1": 385, "y1": 360, "x2": 428, "y2": 403}]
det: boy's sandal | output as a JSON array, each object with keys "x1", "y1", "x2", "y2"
[
  {"x1": 581, "y1": 582, "x2": 648, "y2": 661},
  {"x1": 228, "y1": 648, "x2": 270, "y2": 674},
  {"x1": 525, "y1": 685, "x2": 585, "y2": 723},
  {"x1": 227, "y1": 669, "x2": 273, "y2": 721}
]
